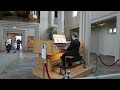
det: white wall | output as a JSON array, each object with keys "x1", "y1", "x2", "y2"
[
  {"x1": 65, "y1": 11, "x2": 79, "y2": 29},
  {"x1": 98, "y1": 25, "x2": 107, "y2": 55},
  {"x1": 90, "y1": 27, "x2": 99, "y2": 53},
  {"x1": 64, "y1": 11, "x2": 69, "y2": 40},
  {"x1": 91, "y1": 26, "x2": 106, "y2": 54},
  {"x1": 90, "y1": 11, "x2": 117, "y2": 23},
  {"x1": 64, "y1": 11, "x2": 117, "y2": 30},
  {"x1": 91, "y1": 22, "x2": 116, "y2": 56}
]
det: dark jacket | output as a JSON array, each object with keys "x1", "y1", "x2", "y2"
[{"x1": 66, "y1": 39, "x2": 81, "y2": 57}]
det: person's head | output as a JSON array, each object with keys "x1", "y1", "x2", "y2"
[{"x1": 72, "y1": 32, "x2": 78, "y2": 40}]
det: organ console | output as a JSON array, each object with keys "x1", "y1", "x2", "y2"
[{"x1": 32, "y1": 34, "x2": 94, "y2": 79}]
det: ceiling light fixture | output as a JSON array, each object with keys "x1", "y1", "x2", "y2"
[
  {"x1": 99, "y1": 23, "x2": 105, "y2": 26},
  {"x1": 96, "y1": 23, "x2": 105, "y2": 26}
]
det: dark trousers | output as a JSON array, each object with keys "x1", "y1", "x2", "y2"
[
  {"x1": 61, "y1": 51, "x2": 81, "y2": 66},
  {"x1": 17, "y1": 44, "x2": 20, "y2": 50},
  {"x1": 61, "y1": 51, "x2": 74, "y2": 66},
  {"x1": 6, "y1": 44, "x2": 11, "y2": 53}
]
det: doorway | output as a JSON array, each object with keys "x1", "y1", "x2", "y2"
[
  {"x1": 7, "y1": 33, "x2": 22, "y2": 50},
  {"x1": 15, "y1": 34, "x2": 22, "y2": 50}
]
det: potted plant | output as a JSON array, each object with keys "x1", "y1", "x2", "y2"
[{"x1": 47, "y1": 26, "x2": 57, "y2": 40}]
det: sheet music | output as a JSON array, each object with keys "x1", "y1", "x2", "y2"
[
  {"x1": 54, "y1": 38, "x2": 58, "y2": 43},
  {"x1": 61, "y1": 38, "x2": 66, "y2": 43},
  {"x1": 53, "y1": 35, "x2": 67, "y2": 43}
]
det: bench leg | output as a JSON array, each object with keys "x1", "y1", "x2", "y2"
[{"x1": 82, "y1": 59, "x2": 86, "y2": 68}]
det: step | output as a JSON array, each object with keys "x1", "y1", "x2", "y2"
[
  {"x1": 53, "y1": 64, "x2": 85, "y2": 75},
  {"x1": 32, "y1": 67, "x2": 63, "y2": 79},
  {"x1": 70, "y1": 66, "x2": 95, "y2": 78},
  {"x1": 32, "y1": 65, "x2": 95, "y2": 79}
]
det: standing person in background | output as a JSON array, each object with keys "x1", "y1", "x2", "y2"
[
  {"x1": 6, "y1": 37, "x2": 12, "y2": 53},
  {"x1": 17, "y1": 39, "x2": 21, "y2": 50},
  {"x1": 12, "y1": 38, "x2": 17, "y2": 53}
]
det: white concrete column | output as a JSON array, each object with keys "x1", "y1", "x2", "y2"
[
  {"x1": 79, "y1": 11, "x2": 91, "y2": 66},
  {"x1": 115, "y1": 11, "x2": 120, "y2": 62},
  {"x1": 48, "y1": 11, "x2": 55, "y2": 27},
  {"x1": 57, "y1": 11, "x2": 64, "y2": 34},
  {"x1": 79, "y1": 11, "x2": 85, "y2": 42},
  {"x1": 64, "y1": 11, "x2": 69, "y2": 40},
  {"x1": 39, "y1": 11, "x2": 49, "y2": 40},
  {"x1": 35, "y1": 25, "x2": 40, "y2": 40}
]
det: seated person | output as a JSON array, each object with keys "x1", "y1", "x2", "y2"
[{"x1": 61, "y1": 32, "x2": 81, "y2": 67}]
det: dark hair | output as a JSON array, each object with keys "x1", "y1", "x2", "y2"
[{"x1": 72, "y1": 32, "x2": 78, "y2": 38}]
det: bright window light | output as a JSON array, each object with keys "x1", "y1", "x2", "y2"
[
  {"x1": 109, "y1": 29, "x2": 112, "y2": 33},
  {"x1": 113, "y1": 28, "x2": 116, "y2": 33},
  {"x1": 13, "y1": 26, "x2": 16, "y2": 29},
  {"x1": 73, "y1": 11, "x2": 77, "y2": 17}
]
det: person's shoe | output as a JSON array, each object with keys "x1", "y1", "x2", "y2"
[{"x1": 60, "y1": 56, "x2": 62, "y2": 59}]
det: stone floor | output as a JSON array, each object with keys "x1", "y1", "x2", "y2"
[
  {"x1": 85, "y1": 53, "x2": 120, "y2": 77},
  {"x1": 0, "y1": 51, "x2": 120, "y2": 79},
  {"x1": 0, "y1": 50, "x2": 39, "y2": 79}
]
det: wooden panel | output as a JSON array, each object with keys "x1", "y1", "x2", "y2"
[
  {"x1": 28, "y1": 36, "x2": 34, "y2": 48},
  {"x1": 33, "y1": 40, "x2": 60, "y2": 55},
  {"x1": 71, "y1": 66, "x2": 95, "y2": 78},
  {"x1": 48, "y1": 52, "x2": 64, "y2": 62},
  {"x1": 38, "y1": 40, "x2": 52, "y2": 55},
  {"x1": 33, "y1": 41, "x2": 41, "y2": 53},
  {"x1": 52, "y1": 44, "x2": 60, "y2": 55},
  {"x1": 32, "y1": 65, "x2": 95, "y2": 79},
  {"x1": 54, "y1": 64, "x2": 85, "y2": 75},
  {"x1": 32, "y1": 67, "x2": 63, "y2": 79},
  {"x1": 80, "y1": 42, "x2": 85, "y2": 56}
]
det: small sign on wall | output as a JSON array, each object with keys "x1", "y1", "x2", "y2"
[{"x1": 41, "y1": 44, "x2": 46, "y2": 60}]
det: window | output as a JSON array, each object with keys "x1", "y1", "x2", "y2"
[
  {"x1": 73, "y1": 11, "x2": 77, "y2": 17},
  {"x1": 108, "y1": 28, "x2": 116, "y2": 34},
  {"x1": 34, "y1": 11, "x2": 35, "y2": 15},
  {"x1": 113, "y1": 28, "x2": 116, "y2": 33},
  {"x1": 109, "y1": 29, "x2": 112, "y2": 33}
]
